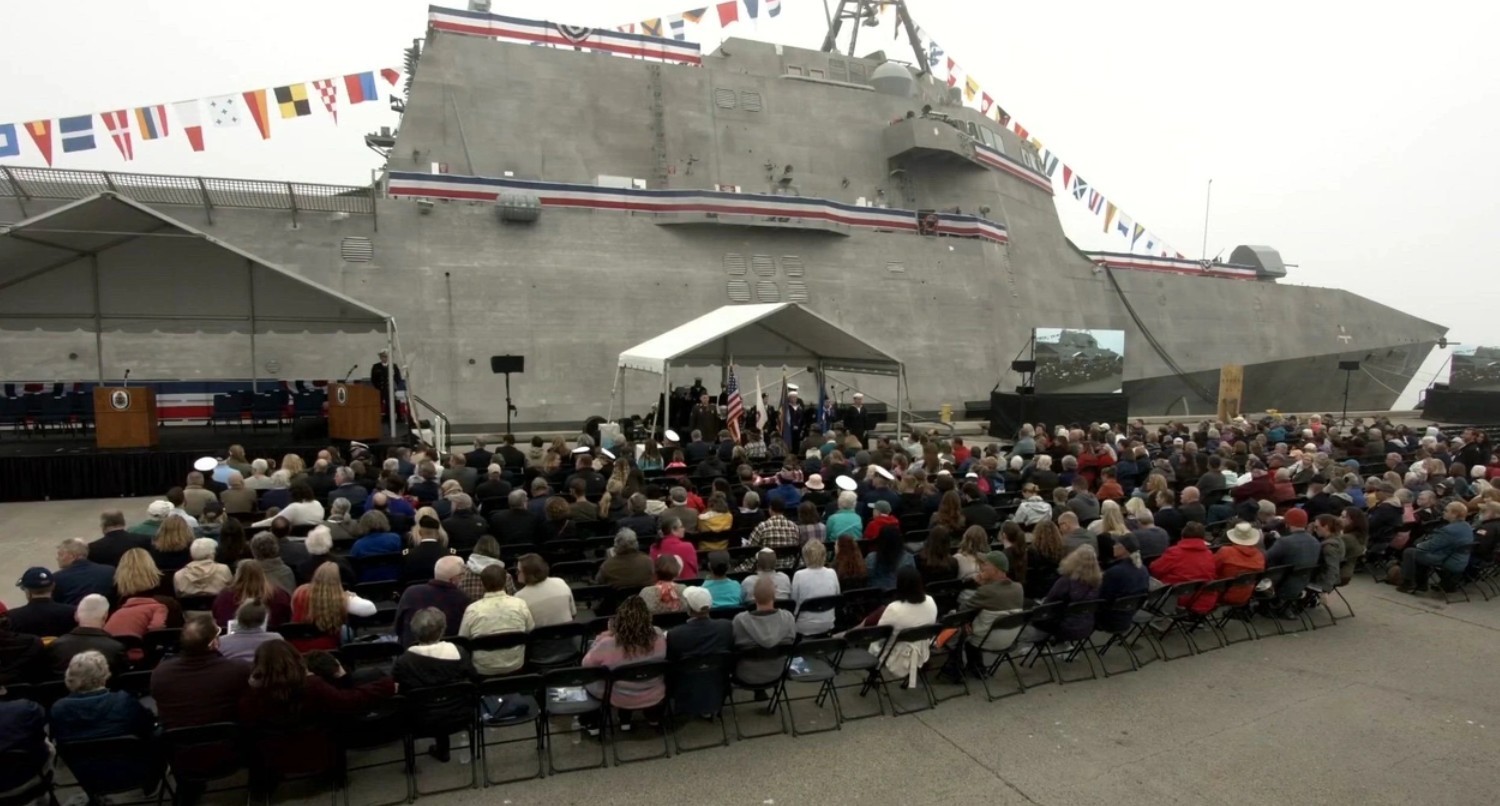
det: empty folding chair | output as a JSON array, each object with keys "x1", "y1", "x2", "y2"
[
  {"x1": 725, "y1": 644, "x2": 795, "y2": 739},
  {"x1": 477, "y1": 674, "x2": 546, "y2": 785},
  {"x1": 540, "y1": 667, "x2": 610, "y2": 774},
  {"x1": 56, "y1": 735, "x2": 171, "y2": 806},
  {"x1": 405, "y1": 681, "x2": 480, "y2": 796},
  {"x1": 819, "y1": 625, "x2": 892, "y2": 720},
  {"x1": 970, "y1": 611, "x2": 1033, "y2": 701},
  {"x1": 781, "y1": 637, "x2": 845, "y2": 735}
]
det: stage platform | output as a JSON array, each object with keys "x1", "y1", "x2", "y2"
[{"x1": 0, "y1": 427, "x2": 392, "y2": 503}]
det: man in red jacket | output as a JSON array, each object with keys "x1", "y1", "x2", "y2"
[{"x1": 1149, "y1": 521, "x2": 1219, "y2": 614}]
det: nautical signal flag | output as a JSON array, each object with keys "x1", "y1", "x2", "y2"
[
  {"x1": 100, "y1": 111, "x2": 133, "y2": 160},
  {"x1": 964, "y1": 76, "x2": 979, "y2": 102},
  {"x1": 716, "y1": 0, "x2": 737, "y2": 26},
  {"x1": 59, "y1": 115, "x2": 96, "y2": 154},
  {"x1": 313, "y1": 79, "x2": 339, "y2": 123},
  {"x1": 1104, "y1": 202, "x2": 1117, "y2": 233},
  {"x1": 134, "y1": 105, "x2": 169, "y2": 141},
  {"x1": 344, "y1": 72, "x2": 378, "y2": 105},
  {"x1": 242, "y1": 89, "x2": 272, "y2": 139},
  {"x1": 670, "y1": 16, "x2": 686, "y2": 40},
  {"x1": 979, "y1": 92, "x2": 993, "y2": 115},
  {"x1": 274, "y1": 84, "x2": 312, "y2": 119},
  {"x1": 380, "y1": 68, "x2": 400, "y2": 85},
  {"x1": 641, "y1": 18, "x2": 662, "y2": 37},
  {"x1": 0, "y1": 123, "x2": 18, "y2": 159},
  {"x1": 25, "y1": 121, "x2": 52, "y2": 165},
  {"x1": 682, "y1": 7, "x2": 707, "y2": 23},
  {"x1": 1116, "y1": 213, "x2": 1133, "y2": 238},
  {"x1": 744, "y1": 0, "x2": 759, "y2": 19},
  {"x1": 173, "y1": 100, "x2": 205, "y2": 151},
  {"x1": 767, "y1": 0, "x2": 781, "y2": 16},
  {"x1": 207, "y1": 94, "x2": 242, "y2": 128}
]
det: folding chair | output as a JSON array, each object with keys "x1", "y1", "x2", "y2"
[
  {"x1": 335, "y1": 696, "x2": 412, "y2": 806},
  {"x1": 526, "y1": 622, "x2": 587, "y2": 672},
  {"x1": 337, "y1": 641, "x2": 404, "y2": 676},
  {"x1": 781, "y1": 637, "x2": 845, "y2": 735},
  {"x1": 160, "y1": 723, "x2": 248, "y2": 806},
  {"x1": 792, "y1": 594, "x2": 842, "y2": 637},
  {"x1": 1210, "y1": 571, "x2": 1265, "y2": 644},
  {"x1": 725, "y1": 643, "x2": 794, "y2": 739},
  {"x1": 540, "y1": 667, "x2": 610, "y2": 774},
  {"x1": 1251, "y1": 565, "x2": 1295, "y2": 636},
  {"x1": 405, "y1": 681, "x2": 479, "y2": 796},
  {"x1": 970, "y1": 611, "x2": 1032, "y2": 700},
  {"x1": 0, "y1": 749, "x2": 59, "y2": 806},
  {"x1": 477, "y1": 674, "x2": 545, "y2": 785},
  {"x1": 466, "y1": 631, "x2": 531, "y2": 678},
  {"x1": 818, "y1": 625, "x2": 891, "y2": 720},
  {"x1": 56, "y1": 735, "x2": 171, "y2": 806},
  {"x1": 927, "y1": 609, "x2": 978, "y2": 703},
  {"x1": 606, "y1": 661, "x2": 673, "y2": 764},
  {"x1": 1090, "y1": 592, "x2": 1152, "y2": 677},
  {"x1": 1179, "y1": 578, "x2": 1237, "y2": 653},
  {"x1": 1021, "y1": 600, "x2": 1102, "y2": 684},
  {"x1": 1147, "y1": 581, "x2": 1208, "y2": 661},
  {"x1": 667, "y1": 653, "x2": 731, "y2": 752},
  {"x1": 866, "y1": 623, "x2": 945, "y2": 715}
]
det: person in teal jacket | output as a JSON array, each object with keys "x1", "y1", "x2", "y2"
[
  {"x1": 1398, "y1": 501, "x2": 1474, "y2": 594},
  {"x1": 825, "y1": 491, "x2": 864, "y2": 541}
]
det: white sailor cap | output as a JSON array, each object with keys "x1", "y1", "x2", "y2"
[
  {"x1": 664, "y1": 430, "x2": 680, "y2": 443},
  {"x1": 787, "y1": 384, "x2": 800, "y2": 393},
  {"x1": 872, "y1": 465, "x2": 895, "y2": 481},
  {"x1": 570, "y1": 446, "x2": 591, "y2": 455},
  {"x1": 835, "y1": 475, "x2": 858, "y2": 491},
  {"x1": 599, "y1": 448, "x2": 615, "y2": 460},
  {"x1": 193, "y1": 456, "x2": 217, "y2": 472}
]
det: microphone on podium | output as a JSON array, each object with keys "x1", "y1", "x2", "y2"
[{"x1": 341, "y1": 364, "x2": 359, "y2": 383}]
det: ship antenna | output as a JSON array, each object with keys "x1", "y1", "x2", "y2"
[
  {"x1": 820, "y1": 0, "x2": 929, "y2": 75},
  {"x1": 1200, "y1": 178, "x2": 1213, "y2": 262}
]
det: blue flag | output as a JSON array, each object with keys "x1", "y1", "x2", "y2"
[
  {"x1": 0, "y1": 123, "x2": 18, "y2": 158},
  {"x1": 744, "y1": 0, "x2": 759, "y2": 19}
]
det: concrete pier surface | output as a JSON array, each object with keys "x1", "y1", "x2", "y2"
[{"x1": 4, "y1": 496, "x2": 1496, "y2": 806}]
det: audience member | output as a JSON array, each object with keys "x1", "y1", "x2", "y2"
[
  {"x1": 459, "y1": 565, "x2": 534, "y2": 676},
  {"x1": 45, "y1": 595, "x2": 124, "y2": 676},
  {"x1": 874, "y1": 566, "x2": 939, "y2": 687},
  {"x1": 665, "y1": 586, "x2": 733, "y2": 717},
  {"x1": 9, "y1": 567, "x2": 77, "y2": 638},
  {"x1": 212, "y1": 560, "x2": 292, "y2": 629},
  {"x1": 865, "y1": 526, "x2": 915, "y2": 591},
  {"x1": 217, "y1": 599, "x2": 284, "y2": 662},
  {"x1": 395, "y1": 555, "x2": 469, "y2": 645},
  {"x1": 514, "y1": 553, "x2": 576, "y2": 627},
  {"x1": 791, "y1": 540, "x2": 840, "y2": 635},
  {"x1": 639, "y1": 555, "x2": 687, "y2": 614},
  {"x1": 49, "y1": 650, "x2": 154, "y2": 743},
  {"x1": 597, "y1": 529, "x2": 655, "y2": 590},
  {"x1": 740, "y1": 548, "x2": 792, "y2": 603},
  {"x1": 732, "y1": 576, "x2": 797, "y2": 695},
  {"x1": 393, "y1": 607, "x2": 472, "y2": 762},
  {"x1": 51, "y1": 538, "x2": 116, "y2": 606},
  {"x1": 581, "y1": 596, "x2": 667, "y2": 733},
  {"x1": 650, "y1": 517, "x2": 700, "y2": 579},
  {"x1": 175, "y1": 537, "x2": 232, "y2": 597},
  {"x1": 1398, "y1": 501, "x2": 1475, "y2": 594},
  {"x1": 1150, "y1": 522, "x2": 1219, "y2": 615},
  {"x1": 1020, "y1": 545, "x2": 1102, "y2": 646},
  {"x1": 151, "y1": 614, "x2": 251, "y2": 730},
  {"x1": 1216, "y1": 523, "x2": 1267, "y2": 607}
]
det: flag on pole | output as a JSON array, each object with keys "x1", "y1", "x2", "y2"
[
  {"x1": 173, "y1": 101, "x2": 205, "y2": 151},
  {"x1": 964, "y1": 75, "x2": 979, "y2": 102},
  {"x1": 344, "y1": 72, "x2": 378, "y2": 104},
  {"x1": 744, "y1": 0, "x2": 760, "y2": 19},
  {"x1": 380, "y1": 68, "x2": 400, "y2": 85},
  {"x1": 313, "y1": 78, "x2": 339, "y2": 122},
  {"x1": 58, "y1": 115, "x2": 96, "y2": 153},
  {"x1": 0, "y1": 123, "x2": 18, "y2": 159},
  {"x1": 24, "y1": 121, "x2": 53, "y2": 165},
  {"x1": 133, "y1": 105, "x2": 169, "y2": 140},
  {"x1": 725, "y1": 365, "x2": 744, "y2": 443},
  {"x1": 274, "y1": 84, "x2": 312, "y2": 119},
  {"x1": 778, "y1": 373, "x2": 792, "y2": 448},
  {"x1": 243, "y1": 90, "x2": 272, "y2": 139},
  {"x1": 100, "y1": 111, "x2": 133, "y2": 160},
  {"x1": 766, "y1": 0, "x2": 781, "y2": 17},
  {"x1": 1103, "y1": 201, "x2": 1117, "y2": 233},
  {"x1": 754, "y1": 371, "x2": 767, "y2": 431},
  {"x1": 682, "y1": 7, "x2": 707, "y2": 23},
  {"x1": 716, "y1": 0, "x2": 738, "y2": 26},
  {"x1": 1117, "y1": 213, "x2": 1133, "y2": 238},
  {"x1": 979, "y1": 92, "x2": 993, "y2": 115}
]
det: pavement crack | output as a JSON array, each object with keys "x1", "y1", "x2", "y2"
[{"x1": 914, "y1": 710, "x2": 1044, "y2": 805}]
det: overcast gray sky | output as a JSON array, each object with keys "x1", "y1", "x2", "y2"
[{"x1": 6, "y1": 0, "x2": 1495, "y2": 408}]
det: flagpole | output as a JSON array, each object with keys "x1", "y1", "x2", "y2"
[{"x1": 1200, "y1": 178, "x2": 1213, "y2": 262}]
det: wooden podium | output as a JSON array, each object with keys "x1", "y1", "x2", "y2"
[
  {"x1": 329, "y1": 383, "x2": 382, "y2": 441},
  {"x1": 94, "y1": 387, "x2": 159, "y2": 449}
]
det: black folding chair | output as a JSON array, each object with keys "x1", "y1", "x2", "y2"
[
  {"x1": 782, "y1": 637, "x2": 845, "y2": 735},
  {"x1": 337, "y1": 640, "x2": 404, "y2": 675},
  {"x1": 793, "y1": 594, "x2": 842, "y2": 637},
  {"x1": 540, "y1": 667, "x2": 610, "y2": 774},
  {"x1": 526, "y1": 622, "x2": 587, "y2": 671},
  {"x1": 1021, "y1": 600, "x2": 1102, "y2": 684},
  {"x1": 1212, "y1": 571, "x2": 1267, "y2": 644},
  {"x1": 970, "y1": 611, "x2": 1032, "y2": 701},
  {"x1": 667, "y1": 652, "x2": 731, "y2": 753},
  {"x1": 405, "y1": 682, "x2": 479, "y2": 796},
  {"x1": 160, "y1": 723, "x2": 248, "y2": 805},
  {"x1": 607, "y1": 661, "x2": 673, "y2": 764},
  {"x1": 1147, "y1": 581, "x2": 1208, "y2": 661},
  {"x1": 465, "y1": 631, "x2": 531, "y2": 679},
  {"x1": 866, "y1": 623, "x2": 945, "y2": 715},
  {"x1": 57, "y1": 735, "x2": 170, "y2": 806},
  {"x1": 476, "y1": 674, "x2": 545, "y2": 786},
  {"x1": 819, "y1": 625, "x2": 891, "y2": 720},
  {"x1": 0, "y1": 749, "x2": 58, "y2": 806},
  {"x1": 928, "y1": 609, "x2": 978, "y2": 703},
  {"x1": 725, "y1": 643, "x2": 795, "y2": 739},
  {"x1": 1090, "y1": 592, "x2": 1151, "y2": 676},
  {"x1": 335, "y1": 696, "x2": 411, "y2": 806}
]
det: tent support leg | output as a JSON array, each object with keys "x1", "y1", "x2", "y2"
[
  {"x1": 896, "y1": 366, "x2": 905, "y2": 438},
  {"x1": 247, "y1": 259, "x2": 258, "y2": 394},
  {"x1": 386, "y1": 319, "x2": 397, "y2": 441},
  {"x1": 91, "y1": 255, "x2": 104, "y2": 383},
  {"x1": 662, "y1": 361, "x2": 671, "y2": 440}
]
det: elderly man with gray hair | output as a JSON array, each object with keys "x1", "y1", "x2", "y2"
[
  {"x1": 596, "y1": 528, "x2": 655, "y2": 591},
  {"x1": 663, "y1": 486, "x2": 700, "y2": 533},
  {"x1": 296, "y1": 525, "x2": 356, "y2": 587},
  {"x1": 488, "y1": 489, "x2": 542, "y2": 545},
  {"x1": 51, "y1": 538, "x2": 116, "y2": 605},
  {"x1": 46, "y1": 595, "x2": 125, "y2": 676},
  {"x1": 48, "y1": 650, "x2": 155, "y2": 743},
  {"x1": 174, "y1": 538, "x2": 232, "y2": 597},
  {"x1": 327, "y1": 465, "x2": 368, "y2": 512},
  {"x1": 440, "y1": 492, "x2": 488, "y2": 552}
]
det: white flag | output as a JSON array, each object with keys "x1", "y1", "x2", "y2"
[
  {"x1": 206, "y1": 95, "x2": 242, "y2": 128},
  {"x1": 755, "y1": 371, "x2": 767, "y2": 430}
]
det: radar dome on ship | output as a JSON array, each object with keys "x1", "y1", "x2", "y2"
[{"x1": 871, "y1": 61, "x2": 916, "y2": 97}]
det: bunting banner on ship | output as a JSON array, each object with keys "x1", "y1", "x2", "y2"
[
  {"x1": 913, "y1": 20, "x2": 1181, "y2": 255},
  {"x1": 0, "y1": 67, "x2": 399, "y2": 166}
]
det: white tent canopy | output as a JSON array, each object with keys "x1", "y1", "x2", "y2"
[
  {"x1": 613, "y1": 302, "x2": 907, "y2": 435},
  {"x1": 0, "y1": 192, "x2": 400, "y2": 434}
]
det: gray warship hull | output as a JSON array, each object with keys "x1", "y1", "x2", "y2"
[{"x1": 0, "y1": 16, "x2": 1443, "y2": 429}]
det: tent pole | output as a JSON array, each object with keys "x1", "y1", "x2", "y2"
[
  {"x1": 386, "y1": 319, "x2": 397, "y2": 441},
  {"x1": 662, "y1": 361, "x2": 671, "y2": 439},
  {"x1": 896, "y1": 365, "x2": 905, "y2": 438},
  {"x1": 247, "y1": 259, "x2": 258, "y2": 394},
  {"x1": 90, "y1": 255, "x2": 104, "y2": 383}
]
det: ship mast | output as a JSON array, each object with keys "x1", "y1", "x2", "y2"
[{"x1": 820, "y1": 0, "x2": 928, "y2": 75}]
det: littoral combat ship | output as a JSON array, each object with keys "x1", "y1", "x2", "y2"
[{"x1": 0, "y1": 1, "x2": 1446, "y2": 430}]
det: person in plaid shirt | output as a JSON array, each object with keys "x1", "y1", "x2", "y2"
[{"x1": 750, "y1": 498, "x2": 800, "y2": 549}]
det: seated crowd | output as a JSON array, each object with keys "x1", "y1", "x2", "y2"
[{"x1": 1, "y1": 417, "x2": 1498, "y2": 799}]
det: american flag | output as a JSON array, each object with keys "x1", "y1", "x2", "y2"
[{"x1": 726, "y1": 365, "x2": 744, "y2": 443}]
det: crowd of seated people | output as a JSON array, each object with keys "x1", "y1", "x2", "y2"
[{"x1": 2, "y1": 417, "x2": 1499, "y2": 798}]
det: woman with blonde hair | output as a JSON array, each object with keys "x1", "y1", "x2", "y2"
[
  {"x1": 598, "y1": 479, "x2": 627, "y2": 521},
  {"x1": 410, "y1": 506, "x2": 449, "y2": 548},
  {"x1": 1019, "y1": 544, "x2": 1103, "y2": 646},
  {"x1": 1088, "y1": 499, "x2": 1131, "y2": 539},
  {"x1": 290, "y1": 563, "x2": 377, "y2": 651},
  {"x1": 107, "y1": 549, "x2": 177, "y2": 638},
  {"x1": 280, "y1": 453, "x2": 307, "y2": 481},
  {"x1": 1122, "y1": 496, "x2": 1150, "y2": 526},
  {"x1": 150, "y1": 514, "x2": 196, "y2": 572},
  {"x1": 1134, "y1": 473, "x2": 1169, "y2": 504},
  {"x1": 953, "y1": 525, "x2": 991, "y2": 582},
  {"x1": 1025, "y1": 519, "x2": 1066, "y2": 600}
]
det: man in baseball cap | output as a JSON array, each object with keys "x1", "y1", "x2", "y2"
[
  {"x1": 942, "y1": 550, "x2": 1024, "y2": 682},
  {"x1": 665, "y1": 585, "x2": 733, "y2": 718},
  {"x1": 7, "y1": 567, "x2": 77, "y2": 638}
]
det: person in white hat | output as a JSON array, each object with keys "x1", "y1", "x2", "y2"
[{"x1": 1217, "y1": 522, "x2": 1267, "y2": 606}]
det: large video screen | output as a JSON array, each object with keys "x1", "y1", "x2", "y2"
[
  {"x1": 1033, "y1": 327, "x2": 1126, "y2": 394},
  {"x1": 1449, "y1": 346, "x2": 1500, "y2": 392}
]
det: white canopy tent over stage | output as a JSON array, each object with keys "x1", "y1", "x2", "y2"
[
  {"x1": 611, "y1": 302, "x2": 907, "y2": 437},
  {"x1": 0, "y1": 192, "x2": 402, "y2": 436}
]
